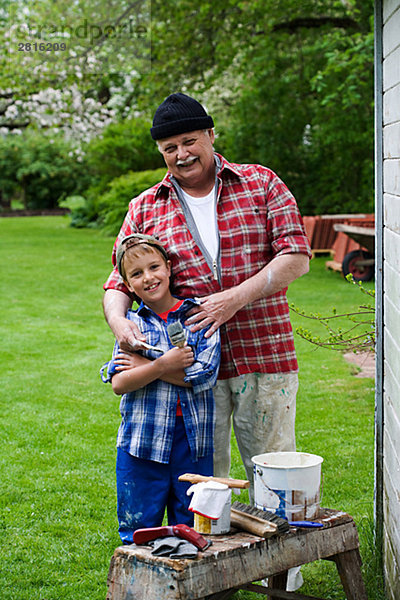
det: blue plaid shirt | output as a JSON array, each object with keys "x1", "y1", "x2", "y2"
[{"x1": 101, "y1": 298, "x2": 221, "y2": 464}]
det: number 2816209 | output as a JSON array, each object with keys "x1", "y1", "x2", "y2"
[{"x1": 18, "y1": 42, "x2": 67, "y2": 51}]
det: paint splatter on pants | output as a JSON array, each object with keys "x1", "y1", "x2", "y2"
[
  {"x1": 116, "y1": 416, "x2": 213, "y2": 544},
  {"x1": 213, "y1": 372, "x2": 298, "y2": 503}
]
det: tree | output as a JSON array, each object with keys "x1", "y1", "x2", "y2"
[
  {"x1": 1, "y1": 0, "x2": 150, "y2": 138},
  {"x1": 142, "y1": 0, "x2": 375, "y2": 215},
  {"x1": 84, "y1": 118, "x2": 164, "y2": 185},
  {"x1": 0, "y1": 0, "x2": 374, "y2": 217},
  {"x1": 211, "y1": 0, "x2": 374, "y2": 215},
  {"x1": 0, "y1": 131, "x2": 89, "y2": 209}
]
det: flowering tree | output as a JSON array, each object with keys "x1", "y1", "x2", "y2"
[{"x1": 1, "y1": 0, "x2": 150, "y2": 142}]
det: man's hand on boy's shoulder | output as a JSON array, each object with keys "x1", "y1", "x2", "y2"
[
  {"x1": 103, "y1": 289, "x2": 146, "y2": 351},
  {"x1": 185, "y1": 288, "x2": 243, "y2": 337},
  {"x1": 111, "y1": 315, "x2": 147, "y2": 352}
]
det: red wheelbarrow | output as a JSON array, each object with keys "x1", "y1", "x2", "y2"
[{"x1": 333, "y1": 223, "x2": 375, "y2": 282}]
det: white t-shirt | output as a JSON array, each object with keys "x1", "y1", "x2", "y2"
[{"x1": 181, "y1": 188, "x2": 219, "y2": 260}]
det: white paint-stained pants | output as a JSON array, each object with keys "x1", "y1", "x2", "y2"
[
  {"x1": 213, "y1": 372, "x2": 298, "y2": 502},
  {"x1": 213, "y1": 372, "x2": 302, "y2": 591}
]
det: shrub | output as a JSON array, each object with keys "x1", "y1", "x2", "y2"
[
  {"x1": 0, "y1": 137, "x2": 20, "y2": 208},
  {"x1": 84, "y1": 118, "x2": 164, "y2": 189},
  {"x1": 98, "y1": 168, "x2": 166, "y2": 235},
  {"x1": 59, "y1": 195, "x2": 98, "y2": 229},
  {"x1": 0, "y1": 131, "x2": 89, "y2": 210},
  {"x1": 68, "y1": 117, "x2": 165, "y2": 228},
  {"x1": 68, "y1": 168, "x2": 166, "y2": 235}
]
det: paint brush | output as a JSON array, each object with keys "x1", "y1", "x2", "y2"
[
  {"x1": 138, "y1": 341, "x2": 164, "y2": 353},
  {"x1": 167, "y1": 321, "x2": 186, "y2": 347}
]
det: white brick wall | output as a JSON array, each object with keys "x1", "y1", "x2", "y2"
[{"x1": 382, "y1": 2, "x2": 400, "y2": 598}]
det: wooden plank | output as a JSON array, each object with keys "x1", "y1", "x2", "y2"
[
  {"x1": 383, "y1": 380, "x2": 400, "y2": 453},
  {"x1": 311, "y1": 249, "x2": 333, "y2": 258},
  {"x1": 267, "y1": 571, "x2": 288, "y2": 598},
  {"x1": 383, "y1": 359, "x2": 400, "y2": 418},
  {"x1": 383, "y1": 528, "x2": 400, "y2": 600},
  {"x1": 106, "y1": 512, "x2": 361, "y2": 600},
  {"x1": 384, "y1": 261, "x2": 400, "y2": 319},
  {"x1": 178, "y1": 473, "x2": 249, "y2": 488},
  {"x1": 240, "y1": 582, "x2": 326, "y2": 600},
  {"x1": 384, "y1": 122, "x2": 400, "y2": 159},
  {"x1": 384, "y1": 228, "x2": 400, "y2": 272},
  {"x1": 383, "y1": 425, "x2": 400, "y2": 507},
  {"x1": 332, "y1": 550, "x2": 367, "y2": 600},
  {"x1": 384, "y1": 159, "x2": 400, "y2": 197},
  {"x1": 384, "y1": 332, "x2": 400, "y2": 389},
  {"x1": 325, "y1": 260, "x2": 342, "y2": 273},
  {"x1": 383, "y1": 84, "x2": 400, "y2": 126},
  {"x1": 204, "y1": 589, "x2": 238, "y2": 600},
  {"x1": 333, "y1": 224, "x2": 375, "y2": 237},
  {"x1": 383, "y1": 296, "x2": 400, "y2": 354},
  {"x1": 383, "y1": 8, "x2": 400, "y2": 58},
  {"x1": 383, "y1": 0, "x2": 400, "y2": 23},
  {"x1": 106, "y1": 551, "x2": 185, "y2": 600},
  {"x1": 384, "y1": 192, "x2": 400, "y2": 233},
  {"x1": 303, "y1": 216, "x2": 317, "y2": 247},
  {"x1": 383, "y1": 460, "x2": 400, "y2": 547},
  {"x1": 383, "y1": 48, "x2": 400, "y2": 99}
]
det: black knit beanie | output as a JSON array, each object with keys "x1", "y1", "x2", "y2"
[{"x1": 150, "y1": 93, "x2": 214, "y2": 140}]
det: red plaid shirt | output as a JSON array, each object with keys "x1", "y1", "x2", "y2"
[{"x1": 103, "y1": 154, "x2": 311, "y2": 378}]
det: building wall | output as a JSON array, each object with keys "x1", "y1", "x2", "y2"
[{"x1": 382, "y1": 1, "x2": 400, "y2": 598}]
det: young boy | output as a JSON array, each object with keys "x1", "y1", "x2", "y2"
[{"x1": 101, "y1": 234, "x2": 220, "y2": 544}]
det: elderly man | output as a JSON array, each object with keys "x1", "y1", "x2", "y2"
[{"x1": 103, "y1": 92, "x2": 311, "y2": 500}]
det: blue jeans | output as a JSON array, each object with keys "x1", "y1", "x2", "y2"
[{"x1": 116, "y1": 417, "x2": 213, "y2": 544}]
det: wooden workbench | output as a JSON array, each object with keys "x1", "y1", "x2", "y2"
[{"x1": 106, "y1": 509, "x2": 367, "y2": 600}]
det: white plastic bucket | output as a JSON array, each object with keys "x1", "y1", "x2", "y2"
[{"x1": 252, "y1": 452, "x2": 323, "y2": 521}]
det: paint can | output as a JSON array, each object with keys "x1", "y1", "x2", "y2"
[
  {"x1": 193, "y1": 493, "x2": 232, "y2": 534},
  {"x1": 252, "y1": 451, "x2": 323, "y2": 521}
]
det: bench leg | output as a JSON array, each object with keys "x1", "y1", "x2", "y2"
[
  {"x1": 331, "y1": 549, "x2": 368, "y2": 600},
  {"x1": 204, "y1": 590, "x2": 238, "y2": 600},
  {"x1": 268, "y1": 571, "x2": 288, "y2": 600}
]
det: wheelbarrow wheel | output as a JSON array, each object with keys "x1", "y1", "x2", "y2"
[{"x1": 342, "y1": 249, "x2": 374, "y2": 282}]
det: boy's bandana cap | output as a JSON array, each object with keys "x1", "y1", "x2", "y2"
[{"x1": 116, "y1": 233, "x2": 169, "y2": 277}]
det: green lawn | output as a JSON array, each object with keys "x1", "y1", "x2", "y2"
[{"x1": 0, "y1": 217, "x2": 382, "y2": 599}]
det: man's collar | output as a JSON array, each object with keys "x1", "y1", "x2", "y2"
[{"x1": 214, "y1": 153, "x2": 242, "y2": 178}]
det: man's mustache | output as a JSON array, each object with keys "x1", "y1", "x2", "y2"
[{"x1": 176, "y1": 156, "x2": 199, "y2": 166}]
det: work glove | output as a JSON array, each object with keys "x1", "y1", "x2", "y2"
[{"x1": 150, "y1": 536, "x2": 198, "y2": 559}]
